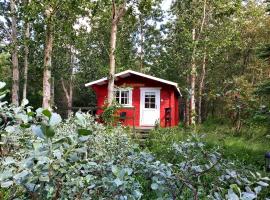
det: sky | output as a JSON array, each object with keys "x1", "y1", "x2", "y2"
[
  {"x1": 1, "y1": 0, "x2": 173, "y2": 39},
  {"x1": 161, "y1": 0, "x2": 173, "y2": 11}
]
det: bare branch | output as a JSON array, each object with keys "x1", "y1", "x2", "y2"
[{"x1": 197, "y1": 0, "x2": 207, "y2": 40}]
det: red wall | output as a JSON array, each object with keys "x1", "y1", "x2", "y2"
[{"x1": 91, "y1": 74, "x2": 180, "y2": 127}]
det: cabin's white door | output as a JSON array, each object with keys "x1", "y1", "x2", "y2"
[{"x1": 140, "y1": 88, "x2": 160, "y2": 126}]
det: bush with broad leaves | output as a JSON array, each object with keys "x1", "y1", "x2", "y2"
[{"x1": 0, "y1": 82, "x2": 269, "y2": 199}]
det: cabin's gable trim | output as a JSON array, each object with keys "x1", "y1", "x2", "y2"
[{"x1": 85, "y1": 70, "x2": 181, "y2": 96}]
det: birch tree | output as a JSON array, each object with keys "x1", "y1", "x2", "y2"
[
  {"x1": 10, "y1": 0, "x2": 19, "y2": 105},
  {"x1": 189, "y1": 0, "x2": 207, "y2": 125},
  {"x1": 22, "y1": 0, "x2": 31, "y2": 101},
  {"x1": 42, "y1": 4, "x2": 53, "y2": 109},
  {"x1": 107, "y1": 0, "x2": 127, "y2": 105}
]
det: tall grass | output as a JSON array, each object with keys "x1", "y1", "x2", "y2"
[{"x1": 146, "y1": 120, "x2": 270, "y2": 170}]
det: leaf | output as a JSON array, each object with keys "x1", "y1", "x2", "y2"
[
  {"x1": 114, "y1": 178, "x2": 123, "y2": 187},
  {"x1": 37, "y1": 156, "x2": 50, "y2": 165},
  {"x1": 257, "y1": 181, "x2": 269, "y2": 187},
  {"x1": 21, "y1": 98, "x2": 29, "y2": 107},
  {"x1": 27, "y1": 111, "x2": 35, "y2": 117},
  {"x1": 112, "y1": 165, "x2": 119, "y2": 176},
  {"x1": 16, "y1": 113, "x2": 28, "y2": 123},
  {"x1": 20, "y1": 123, "x2": 31, "y2": 129},
  {"x1": 151, "y1": 183, "x2": 159, "y2": 190},
  {"x1": 75, "y1": 112, "x2": 86, "y2": 126},
  {"x1": 78, "y1": 128, "x2": 92, "y2": 136},
  {"x1": 227, "y1": 188, "x2": 239, "y2": 200},
  {"x1": 261, "y1": 177, "x2": 270, "y2": 181},
  {"x1": 5, "y1": 126, "x2": 15, "y2": 133},
  {"x1": 42, "y1": 109, "x2": 52, "y2": 118},
  {"x1": 32, "y1": 125, "x2": 45, "y2": 139},
  {"x1": 125, "y1": 168, "x2": 133, "y2": 176},
  {"x1": 1, "y1": 181, "x2": 13, "y2": 188},
  {"x1": 254, "y1": 186, "x2": 262, "y2": 194},
  {"x1": 41, "y1": 124, "x2": 55, "y2": 138},
  {"x1": 133, "y1": 190, "x2": 143, "y2": 198},
  {"x1": 0, "y1": 170, "x2": 13, "y2": 181},
  {"x1": 39, "y1": 175, "x2": 49, "y2": 182},
  {"x1": 0, "y1": 81, "x2": 6, "y2": 89},
  {"x1": 14, "y1": 170, "x2": 29, "y2": 183},
  {"x1": 230, "y1": 184, "x2": 241, "y2": 195},
  {"x1": 3, "y1": 157, "x2": 15, "y2": 165},
  {"x1": 36, "y1": 108, "x2": 43, "y2": 117},
  {"x1": 49, "y1": 113, "x2": 62, "y2": 126},
  {"x1": 53, "y1": 149, "x2": 62, "y2": 159},
  {"x1": 241, "y1": 192, "x2": 256, "y2": 200},
  {"x1": 25, "y1": 183, "x2": 38, "y2": 192}
]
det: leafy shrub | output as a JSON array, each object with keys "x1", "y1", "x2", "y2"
[
  {"x1": 100, "y1": 100, "x2": 124, "y2": 126},
  {"x1": 0, "y1": 82, "x2": 269, "y2": 199}
]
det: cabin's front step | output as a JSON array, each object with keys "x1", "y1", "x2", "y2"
[{"x1": 133, "y1": 127, "x2": 153, "y2": 145}]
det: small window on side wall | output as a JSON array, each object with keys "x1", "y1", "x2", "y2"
[{"x1": 113, "y1": 88, "x2": 132, "y2": 107}]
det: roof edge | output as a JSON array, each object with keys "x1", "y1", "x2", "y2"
[{"x1": 85, "y1": 70, "x2": 182, "y2": 96}]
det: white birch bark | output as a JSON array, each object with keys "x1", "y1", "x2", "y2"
[
  {"x1": 42, "y1": 6, "x2": 53, "y2": 109},
  {"x1": 107, "y1": 0, "x2": 126, "y2": 106},
  {"x1": 11, "y1": 0, "x2": 19, "y2": 106},
  {"x1": 22, "y1": 0, "x2": 31, "y2": 100}
]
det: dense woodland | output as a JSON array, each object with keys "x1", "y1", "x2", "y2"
[
  {"x1": 0, "y1": 0, "x2": 270, "y2": 128},
  {"x1": 1, "y1": 1, "x2": 270, "y2": 199}
]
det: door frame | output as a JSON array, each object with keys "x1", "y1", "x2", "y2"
[{"x1": 139, "y1": 87, "x2": 161, "y2": 126}]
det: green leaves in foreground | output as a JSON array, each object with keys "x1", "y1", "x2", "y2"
[
  {"x1": 41, "y1": 124, "x2": 55, "y2": 138},
  {"x1": 42, "y1": 109, "x2": 52, "y2": 118},
  {"x1": 77, "y1": 128, "x2": 92, "y2": 136},
  {"x1": 1, "y1": 105, "x2": 269, "y2": 199}
]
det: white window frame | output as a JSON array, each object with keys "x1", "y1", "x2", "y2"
[{"x1": 114, "y1": 88, "x2": 133, "y2": 107}]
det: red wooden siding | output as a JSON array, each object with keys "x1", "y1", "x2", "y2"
[{"x1": 91, "y1": 74, "x2": 180, "y2": 127}]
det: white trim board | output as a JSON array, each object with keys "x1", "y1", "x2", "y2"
[{"x1": 85, "y1": 70, "x2": 181, "y2": 96}]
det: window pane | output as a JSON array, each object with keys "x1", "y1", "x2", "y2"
[
  {"x1": 121, "y1": 97, "x2": 128, "y2": 104},
  {"x1": 145, "y1": 102, "x2": 149, "y2": 108},
  {"x1": 145, "y1": 92, "x2": 155, "y2": 108},
  {"x1": 114, "y1": 90, "x2": 130, "y2": 105},
  {"x1": 121, "y1": 91, "x2": 128, "y2": 98}
]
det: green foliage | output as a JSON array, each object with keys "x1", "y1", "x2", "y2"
[
  {"x1": 101, "y1": 100, "x2": 121, "y2": 126},
  {"x1": 1, "y1": 84, "x2": 270, "y2": 199},
  {"x1": 256, "y1": 80, "x2": 270, "y2": 96},
  {"x1": 148, "y1": 122, "x2": 270, "y2": 170}
]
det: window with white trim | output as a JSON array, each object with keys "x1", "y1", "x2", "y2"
[{"x1": 114, "y1": 88, "x2": 132, "y2": 107}]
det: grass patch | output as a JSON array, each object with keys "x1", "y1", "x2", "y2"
[{"x1": 146, "y1": 121, "x2": 270, "y2": 170}]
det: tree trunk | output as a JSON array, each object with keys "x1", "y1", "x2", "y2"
[
  {"x1": 188, "y1": 0, "x2": 207, "y2": 125},
  {"x1": 198, "y1": 50, "x2": 206, "y2": 124},
  {"x1": 185, "y1": 76, "x2": 190, "y2": 126},
  {"x1": 190, "y1": 28, "x2": 196, "y2": 125},
  {"x1": 107, "y1": 0, "x2": 126, "y2": 106},
  {"x1": 22, "y1": 1, "x2": 31, "y2": 100},
  {"x1": 61, "y1": 49, "x2": 75, "y2": 117},
  {"x1": 42, "y1": 6, "x2": 53, "y2": 109},
  {"x1": 185, "y1": 98, "x2": 190, "y2": 126},
  {"x1": 139, "y1": 16, "x2": 144, "y2": 72},
  {"x1": 68, "y1": 78, "x2": 73, "y2": 116},
  {"x1": 61, "y1": 77, "x2": 73, "y2": 117},
  {"x1": 107, "y1": 20, "x2": 117, "y2": 106},
  {"x1": 10, "y1": 0, "x2": 19, "y2": 106}
]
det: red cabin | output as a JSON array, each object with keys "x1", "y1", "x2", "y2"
[{"x1": 85, "y1": 70, "x2": 181, "y2": 128}]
